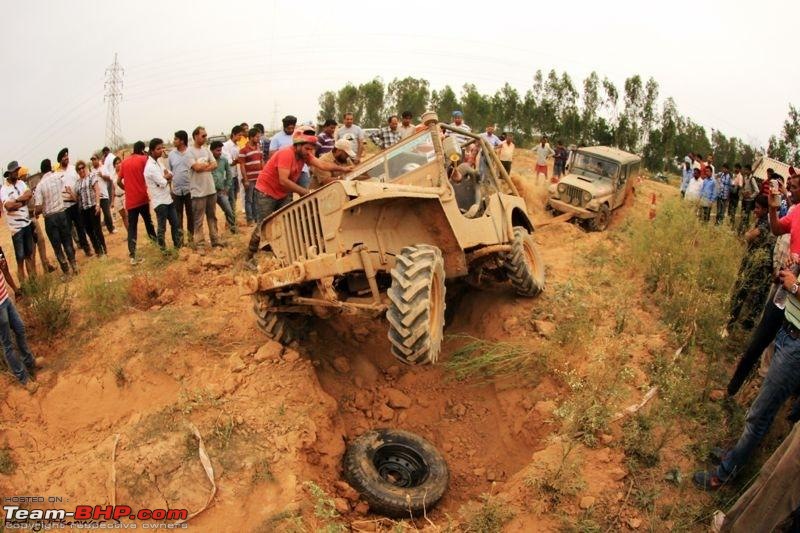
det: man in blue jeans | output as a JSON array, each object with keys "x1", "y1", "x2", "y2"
[
  {"x1": 0, "y1": 245, "x2": 38, "y2": 393},
  {"x1": 694, "y1": 175, "x2": 800, "y2": 490}
]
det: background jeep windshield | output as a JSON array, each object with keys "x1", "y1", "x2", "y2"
[
  {"x1": 572, "y1": 153, "x2": 619, "y2": 180},
  {"x1": 360, "y1": 132, "x2": 436, "y2": 182}
]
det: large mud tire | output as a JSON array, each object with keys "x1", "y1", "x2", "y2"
[
  {"x1": 504, "y1": 226, "x2": 545, "y2": 297},
  {"x1": 343, "y1": 429, "x2": 449, "y2": 518},
  {"x1": 387, "y1": 245, "x2": 446, "y2": 365},
  {"x1": 253, "y1": 292, "x2": 294, "y2": 344},
  {"x1": 590, "y1": 204, "x2": 611, "y2": 232}
]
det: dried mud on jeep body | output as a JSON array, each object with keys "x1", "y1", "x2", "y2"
[{"x1": 249, "y1": 113, "x2": 545, "y2": 365}]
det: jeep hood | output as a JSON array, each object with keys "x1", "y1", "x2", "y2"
[{"x1": 559, "y1": 174, "x2": 613, "y2": 197}]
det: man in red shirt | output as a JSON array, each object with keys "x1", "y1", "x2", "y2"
[
  {"x1": 117, "y1": 141, "x2": 157, "y2": 265},
  {"x1": 246, "y1": 135, "x2": 352, "y2": 258}
]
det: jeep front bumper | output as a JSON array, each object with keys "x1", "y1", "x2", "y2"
[{"x1": 548, "y1": 199, "x2": 597, "y2": 220}]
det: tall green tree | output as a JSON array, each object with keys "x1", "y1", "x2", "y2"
[
  {"x1": 336, "y1": 83, "x2": 361, "y2": 123},
  {"x1": 460, "y1": 83, "x2": 492, "y2": 131},
  {"x1": 317, "y1": 91, "x2": 337, "y2": 123},
  {"x1": 385, "y1": 77, "x2": 430, "y2": 119},
  {"x1": 430, "y1": 85, "x2": 459, "y2": 122},
  {"x1": 358, "y1": 78, "x2": 385, "y2": 127}
]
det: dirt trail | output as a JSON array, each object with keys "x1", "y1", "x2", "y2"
[{"x1": 0, "y1": 155, "x2": 691, "y2": 531}]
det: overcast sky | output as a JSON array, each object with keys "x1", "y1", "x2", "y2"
[{"x1": 1, "y1": 0, "x2": 798, "y2": 171}]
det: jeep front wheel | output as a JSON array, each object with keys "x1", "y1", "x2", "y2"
[
  {"x1": 387, "y1": 245, "x2": 446, "y2": 365},
  {"x1": 253, "y1": 292, "x2": 295, "y2": 344},
  {"x1": 504, "y1": 226, "x2": 545, "y2": 297},
  {"x1": 590, "y1": 204, "x2": 611, "y2": 232}
]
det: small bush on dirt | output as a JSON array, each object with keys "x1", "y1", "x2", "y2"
[
  {"x1": 252, "y1": 457, "x2": 274, "y2": 483},
  {"x1": 524, "y1": 441, "x2": 584, "y2": 511},
  {"x1": 445, "y1": 335, "x2": 548, "y2": 383},
  {"x1": 79, "y1": 262, "x2": 130, "y2": 321},
  {"x1": 21, "y1": 274, "x2": 71, "y2": 338},
  {"x1": 303, "y1": 481, "x2": 345, "y2": 532},
  {"x1": 622, "y1": 414, "x2": 663, "y2": 469},
  {"x1": 111, "y1": 364, "x2": 126, "y2": 387},
  {"x1": 0, "y1": 446, "x2": 15, "y2": 474},
  {"x1": 461, "y1": 494, "x2": 514, "y2": 533}
]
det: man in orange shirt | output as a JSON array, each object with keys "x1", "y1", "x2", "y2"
[{"x1": 246, "y1": 135, "x2": 352, "y2": 259}]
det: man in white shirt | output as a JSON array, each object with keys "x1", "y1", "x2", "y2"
[
  {"x1": 34, "y1": 158, "x2": 77, "y2": 275},
  {"x1": 533, "y1": 136, "x2": 555, "y2": 184},
  {"x1": 91, "y1": 154, "x2": 115, "y2": 234},
  {"x1": 497, "y1": 132, "x2": 515, "y2": 173},
  {"x1": 222, "y1": 125, "x2": 243, "y2": 216},
  {"x1": 144, "y1": 138, "x2": 181, "y2": 251},
  {"x1": 398, "y1": 111, "x2": 416, "y2": 139},
  {"x1": 1, "y1": 161, "x2": 36, "y2": 281},
  {"x1": 56, "y1": 148, "x2": 92, "y2": 256}
]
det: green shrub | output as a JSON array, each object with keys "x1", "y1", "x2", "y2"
[
  {"x1": 79, "y1": 262, "x2": 130, "y2": 321},
  {"x1": 21, "y1": 274, "x2": 71, "y2": 338}
]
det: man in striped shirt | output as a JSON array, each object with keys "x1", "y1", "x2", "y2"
[
  {"x1": 34, "y1": 159, "x2": 77, "y2": 275},
  {"x1": 0, "y1": 244, "x2": 38, "y2": 393},
  {"x1": 238, "y1": 128, "x2": 263, "y2": 225}
]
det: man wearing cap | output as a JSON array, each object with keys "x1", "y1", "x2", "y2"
[
  {"x1": 56, "y1": 148, "x2": 92, "y2": 256},
  {"x1": 369, "y1": 115, "x2": 403, "y2": 150},
  {"x1": 246, "y1": 135, "x2": 353, "y2": 260},
  {"x1": 447, "y1": 111, "x2": 472, "y2": 147},
  {"x1": 398, "y1": 111, "x2": 416, "y2": 139},
  {"x1": 311, "y1": 139, "x2": 357, "y2": 189},
  {"x1": 1, "y1": 162, "x2": 36, "y2": 282},
  {"x1": 335, "y1": 112, "x2": 365, "y2": 164},
  {"x1": 34, "y1": 159, "x2": 77, "y2": 275}
]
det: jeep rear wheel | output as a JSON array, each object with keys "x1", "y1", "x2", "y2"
[
  {"x1": 387, "y1": 245, "x2": 446, "y2": 365},
  {"x1": 253, "y1": 292, "x2": 295, "y2": 344},
  {"x1": 504, "y1": 226, "x2": 545, "y2": 297}
]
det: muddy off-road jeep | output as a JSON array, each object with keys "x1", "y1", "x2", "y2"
[
  {"x1": 546, "y1": 146, "x2": 641, "y2": 231},
  {"x1": 246, "y1": 112, "x2": 545, "y2": 365}
]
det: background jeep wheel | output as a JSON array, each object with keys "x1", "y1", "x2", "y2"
[
  {"x1": 504, "y1": 226, "x2": 545, "y2": 297},
  {"x1": 590, "y1": 204, "x2": 611, "y2": 231},
  {"x1": 387, "y1": 245, "x2": 446, "y2": 365},
  {"x1": 343, "y1": 429, "x2": 449, "y2": 518},
  {"x1": 253, "y1": 292, "x2": 294, "y2": 344}
]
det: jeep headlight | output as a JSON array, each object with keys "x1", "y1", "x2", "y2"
[
  {"x1": 557, "y1": 183, "x2": 566, "y2": 194},
  {"x1": 582, "y1": 191, "x2": 592, "y2": 203}
]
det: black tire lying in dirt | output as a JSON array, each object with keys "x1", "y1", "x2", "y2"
[
  {"x1": 343, "y1": 429, "x2": 449, "y2": 518},
  {"x1": 503, "y1": 226, "x2": 546, "y2": 297},
  {"x1": 386, "y1": 245, "x2": 446, "y2": 365},
  {"x1": 253, "y1": 292, "x2": 294, "y2": 344}
]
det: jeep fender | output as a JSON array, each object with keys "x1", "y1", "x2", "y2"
[{"x1": 339, "y1": 194, "x2": 467, "y2": 277}]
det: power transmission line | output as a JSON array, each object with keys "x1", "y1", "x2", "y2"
[{"x1": 104, "y1": 53, "x2": 124, "y2": 149}]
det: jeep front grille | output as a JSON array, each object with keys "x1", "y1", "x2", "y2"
[
  {"x1": 281, "y1": 198, "x2": 326, "y2": 263},
  {"x1": 562, "y1": 184, "x2": 586, "y2": 207}
]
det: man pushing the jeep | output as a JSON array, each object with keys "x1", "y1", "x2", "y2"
[{"x1": 246, "y1": 134, "x2": 353, "y2": 263}]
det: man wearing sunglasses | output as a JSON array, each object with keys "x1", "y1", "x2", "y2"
[{"x1": 187, "y1": 126, "x2": 221, "y2": 248}]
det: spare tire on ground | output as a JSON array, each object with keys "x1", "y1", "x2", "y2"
[{"x1": 343, "y1": 429, "x2": 449, "y2": 518}]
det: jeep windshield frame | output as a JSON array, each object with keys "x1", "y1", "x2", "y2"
[
  {"x1": 571, "y1": 152, "x2": 620, "y2": 182},
  {"x1": 340, "y1": 121, "x2": 520, "y2": 197}
]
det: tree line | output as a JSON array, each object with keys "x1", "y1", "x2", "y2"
[{"x1": 317, "y1": 72, "x2": 790, "y2": 172}]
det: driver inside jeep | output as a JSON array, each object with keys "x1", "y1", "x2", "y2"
[{"x1": 447, "y1": 153, "x2": 482, "y2": 218}]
